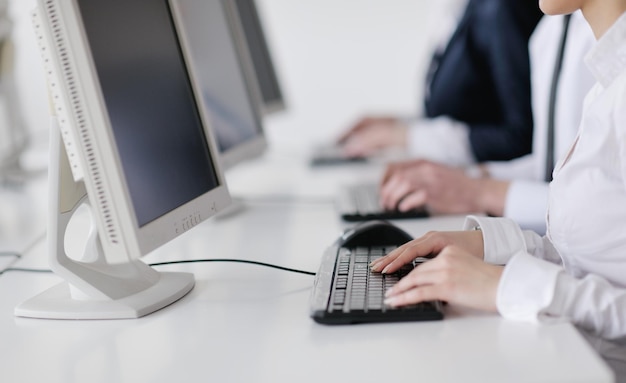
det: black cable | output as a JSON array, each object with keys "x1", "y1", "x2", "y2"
[
  {"x1": 0, "y1": 252, "x2": 21, "y2": 258},
  {"x1": 0, "y1": 231, "x2": 46, "y2": 259},
  {"x1": 0, "y1": 233, "x2": 47, "y2": 275},
  {"x1": 149, "y1": 259, "x2": 316, "y2": 276},
  {"x1": 22, "y1": 231, "x2": 47, "y2": 255},
  {"x1": 0, "y1": 267, "x2": 52, "y2": 275},
  {"x1": 0, "y1": 259, "x2": 316, "y2": 277}
]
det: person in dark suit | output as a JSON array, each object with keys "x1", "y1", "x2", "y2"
[{"x1": 338, "y1": 0, "x2": 544, "y2": 166}]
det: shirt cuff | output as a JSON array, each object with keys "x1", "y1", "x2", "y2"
[
  {"x1": 496, "y1": 252, "x2": 563, "y2": 323},
  {"x1": 406, "y1": 116, "x2": 475, "y2": 167},
  {"x1": 463, "y1": 215, "x2": 527, "y2": 265},
  {"x1": 504, "y1": 181, "x2": 549, "y2": 235}
]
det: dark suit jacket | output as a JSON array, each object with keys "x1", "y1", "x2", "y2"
[{"x1": 424, "y1": 0, "x2": 544, "y2": 162}]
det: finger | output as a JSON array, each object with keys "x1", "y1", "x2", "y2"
[
  {"x1": 342, "y1": 138, "x2": 370, "y2": 157},
  {"x1": 370, "y1": 239, "x2": 422, "y2": 272},
  {"x1": 379, "y1": 175, "x2": 402, "y2": 209},
  {"x1": 380, "y1": 163, "x2": 401, "y2": 186},
  {"x1": 380, "y1": 160, "x2": 417, "y2": 184},
  {"x1": 397, "y1": 189, "x2": 427, "y2": 212},
  {"x1": 370, "y1": 241, "x2": 413, "y2": 271},
  {"x1": 380, "y1": 176, "x2": 413, "y2": 210},
  {"x1": 386, "y1": 262, "x2": 446, "y2": 296},
  {"x1": 384, "y1": 284, "x2": 443, "y2": 307},
  {"x1": 380, "y1": 240, "x2": 434, "y2": 273},
  {"x1": 337, "y1": 118, "x2": 371, "y2": 143},
  {"x1": 370, "y1": 232, "x2": 442, "y2": 272}
]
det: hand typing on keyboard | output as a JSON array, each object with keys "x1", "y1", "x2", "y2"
[{"x1": 370, "y1": 230, "x2": 503, "y2": 313}]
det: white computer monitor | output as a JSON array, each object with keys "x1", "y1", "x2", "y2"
[
  {"x1": 16, "y1": 0, "x2": 231, "y2": 319},
  {"x1": 174, "y1": 0, "x2": 267, "y2": 170},
  {"x1": 227, "y1": 0, "x2": 285, "y2": 116}
]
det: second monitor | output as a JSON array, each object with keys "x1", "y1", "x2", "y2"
[
  {"x1": 175, "y1": 0, "x2": 267, "y2": 170},
  {"x1": 229, "y1": 0, "x2": 285, "y2": 116}
]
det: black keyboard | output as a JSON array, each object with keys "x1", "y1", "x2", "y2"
[
  {"x1": 337, "y1": 183, "x2": 429, "y2": 222},
  {"x1": 310, "y1": 244, "x2": 444, "y2": 324},
  {"x1": 309, "y1": 144, "x2": 369, "y2": 166}
]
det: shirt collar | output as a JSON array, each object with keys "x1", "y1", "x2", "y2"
[{"x1": 585, "y1": 11, "x2": 626, "y2": 88}]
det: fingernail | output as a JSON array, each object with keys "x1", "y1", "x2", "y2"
[
  {"x1": 381, "y1": 265, "x2": 391, "y2": 274},
  {"x1": 384, "y1": 297, "x2": 397, "y2": 307}
]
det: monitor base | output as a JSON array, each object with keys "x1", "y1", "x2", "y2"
[{"x1": 15, "y1": 271, "x2": 194, "y2": 320}]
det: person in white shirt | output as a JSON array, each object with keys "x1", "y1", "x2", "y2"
[
  {"x1": 377, "y1": 12, "x2": 596, "y2": 235},
  {"x1": 371, "y1": 1, "x2": 626, "y2": 378}
]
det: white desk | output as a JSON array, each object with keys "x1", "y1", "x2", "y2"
[{"x1": 0, "y1": 151, "x2": 615, "y2": 383}]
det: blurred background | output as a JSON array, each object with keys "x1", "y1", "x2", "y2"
[
  {"x1": 0, "y1": 0, "x2": 460, "y2": 254},
  {"x1": 3, "y1": 0, "x2": 461, "y2": 167}
]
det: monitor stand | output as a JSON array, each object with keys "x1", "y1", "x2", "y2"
[{"x1": 14, "y1": 123, "x2": 194, "y2": 320}]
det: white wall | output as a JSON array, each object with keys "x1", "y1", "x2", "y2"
[{"x1": 256, "y1": 0, "x2": 460, "y2": 149}]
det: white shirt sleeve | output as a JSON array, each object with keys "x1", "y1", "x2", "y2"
[
  {"x1": 465, "y1": 215, "x2": 626, "y2": 341},
  {"x1": 463, "y1": 215, "x2": 528, "y2": 264},
  {"x1": 496, "y1": 253, "x2": 563, "y2": 323},
  {"x1": 548, "y1": 272, "x2": 626, "y2": 341},
  {"x1": 503, "y1": 180, "x2": 549, "y2": 235},
  {"x1": 406, "y1": 116, "x2": 475, "y2": 167},
  {"x1": 500, "y1": 253, "x2": 626, "y2": 341},
  {"x1": 463, "y1": 215, "x2": 561, "y2": 264}
]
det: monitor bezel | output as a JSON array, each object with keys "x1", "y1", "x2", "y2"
[
  {"x1": 225, "y1": 0, "x2": 285, "y2": 117},
  {"x1": 47, "y1": 0, "x2": 231, "y2": 261},
  {"x1": 173, "y1": 0, "x2": 268, "y2": 170}
]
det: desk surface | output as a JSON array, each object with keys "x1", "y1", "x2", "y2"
[{"x1": 0, "y1": 150, "x2": 614, "y2": 383}]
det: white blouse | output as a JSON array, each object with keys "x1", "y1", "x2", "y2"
[
  {"x1": 487, "y1": 12, "x2": 596, "y2": 234},
  {"x1": 464, "y1": 9, "x2": 626, "y2": 372},
  {"x1": 407, "y1": 13, "x2": 597, "y2": 235}
]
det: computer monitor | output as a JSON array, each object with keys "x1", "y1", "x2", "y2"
[
  {"x1": 16, "y1": 0, "x2": 231, "y2": 319},
  {"x1": 227, "y1": 0, "x2": 285, "y2": 116},
  {"x1": 175, "y1": 0, "x2": 267, "y2": 170}
]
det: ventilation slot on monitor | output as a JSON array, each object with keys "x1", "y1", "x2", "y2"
[{"x1": 40, "y1": 0, "x2": 120, "y2": 245}]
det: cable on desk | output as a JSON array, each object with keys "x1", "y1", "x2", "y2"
[
  {"x1": 0, "y1": 231, "x2": 47, "y2": 259},
  {"x1": 22, "y1": 231, "x2": 46, "y2": 256},
  {"x1": 0, "y1": 267, "x2": 52, "y2": 275},
  {"x1": 0, "y1": 259, "x2": 316, "y2": 277},
  {"x1": 149, "y1": 259, "x2": 316, "y2": 276},
  {"x1": 0, "y1": 251, "x2": 21, "y2": 258},
  {"x1": 0, "y1": 231, "x2": 48, "y2": 274}
]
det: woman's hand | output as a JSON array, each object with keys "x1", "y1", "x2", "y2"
[
  {"x1": 370, "y1": 230, "x2": 484, "y2": 274},
  {"x1": 337, "y1": 116, "x2": 408, "y2": 157},
  {"x1": 378, "y1": 159, "x2": 509, "y2": 216},
  {"x1": 382, "y1": 245, "x2": 503, "y2": 312}
]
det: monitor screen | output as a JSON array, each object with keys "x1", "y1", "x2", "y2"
[
  {"x1": 174, "y1": 0, "x2": 266, "y2": 168},
  {"x1": 232, "y1": 0, "x2": 285, "y2": 115},
  {"x1": 77, "y1": 0, "x2": 220, "y2": 227}
]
